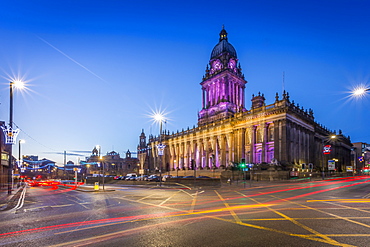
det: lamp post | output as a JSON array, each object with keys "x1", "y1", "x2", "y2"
[
  {"x1": 153, "y1": 113, "x2": 165, "y2": 187},
  {"x1": 6, "y1": 80, "x2": 24, "y2": 194},
  {"x1": 350, "y1": 86, "x2": 370, "y2": 175},
  {"x1": 321, "y1": 135, "x2": 337, "y2": 180},
  {"x1": 18, "y1": 139, "x2": 25, "y2": 175},
  {"x1": 96, "y1": 145, "x2": 105, "y2": 190}
]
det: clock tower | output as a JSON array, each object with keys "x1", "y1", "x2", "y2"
[{"x1": 198, "y1": 28, "x2": 247, "y2": 126}]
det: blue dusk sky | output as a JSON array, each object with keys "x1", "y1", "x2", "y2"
[{"x1": 0, "y1": 0, "x2": 369, "y2": 165}]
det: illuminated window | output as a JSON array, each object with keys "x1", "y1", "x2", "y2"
[{"x1": 255, "y1": 150, "x2": 262, "y2": 163}]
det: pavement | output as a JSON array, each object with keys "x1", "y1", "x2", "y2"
[{"x1": 0, "y1": 185, "x2": 25, "y2": 211}]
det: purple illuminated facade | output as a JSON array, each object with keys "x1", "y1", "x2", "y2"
[
  {"x1": 199, "y1": 28, "x2": 246, "y2": 126},
  {"x1": 142, "y1": 28, "x2": 352, "y2": 174}
]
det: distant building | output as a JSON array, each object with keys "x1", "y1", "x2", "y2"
[
  {"x1": 21, "y1": 157, "x2": 57, "y2": 179},
  {"x1": 352, "y1": 142, "x2": 370, "y2": 173},
  {"x1": 141, "y1": 28, "x2": 352, "y2": 174},
  {"x1": 85, "y1": 148, "x2": 139, "y2": 176},
  {"x1": 137, "y1": 129, "x2": 153, "y2": 175},
  {"x1": 0, "y1": 121, "x2": 12, "y2": 189}
]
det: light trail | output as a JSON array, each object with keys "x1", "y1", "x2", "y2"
[
  {"x1": 162, "y1": 176, "x2": 370, "y2": 208},
  {"x1": 2, "y1": 176, "x2": 369, "y2": 245}
]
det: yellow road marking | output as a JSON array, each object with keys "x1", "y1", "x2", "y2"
[
  {"x1": 277, "y1": 195, "x2": 370, "y2": 229},
  {"x1": 137, "y1": 194, "x2": 153, "y2": 201},
  {"x1": 215, "y1": 190, "x2": 242, "y2": 224},
  {"x1": 189, "y1": 191, "x2": 197, "y2": 213},
  {"x1": 237, "y1": 192, "x2": 347, "y2": 247},
  {"x1": 158, "y1": 190, "x2": 181, "y2": 206},
  {"x1": 211, "y1": 216, "x2": 356, "y2": 246},
  {"x1": 47, "y1": 189, "x2": 366, "y2": 247}
]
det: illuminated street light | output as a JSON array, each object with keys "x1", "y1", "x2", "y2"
[
  {"x1": 350, "y1": 85, "x2": 370, "y2": 99},
  {"x1": 152, "y1": 112, "x2": 166, "y2": 187},
  {"x1": 5, "y1": 80, "x2": 25, "y2": 194},
  {"x1": 322, "y1": 135, "x2": 337, "y2": 180}
]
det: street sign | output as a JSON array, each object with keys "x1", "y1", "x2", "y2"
[
  {"x1": 346, "y1": 166, "x2": 353, "y2": 172},
  {"x1": 328, "y1": 160, "x2": 335, "y2": 170},
  {"x1": 323, "y1": 145, "x2": 331, "y2": 154}
]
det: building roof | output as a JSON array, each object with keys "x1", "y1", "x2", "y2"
[{"x1": 210, "y1": 28, "x2": 237, "y2": 59}]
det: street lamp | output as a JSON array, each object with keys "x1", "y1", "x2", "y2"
[
  {"x1": 18, "y1": 139, "x2": 25, "y2": 174},
  {"x1": 153, "y1": 113, "x2": 166, "y2": 187},
  {"x1": 351, "y1": 86, "x2": 370, "y2": 98},
  {"x1": 96, "y1": 145, "x2": 105, "y2": 190},
  {"x1": 6, "y1": 80, "x2": 24, "y2": 194},
  {"x1": 321, "y1": 135, "x2": 337, "y2": 180}
]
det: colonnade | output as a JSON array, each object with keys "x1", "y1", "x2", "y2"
[
  {"x1": 150, "y1": 121, "x2": 283, "y2": 171},
  {"x1": 202, "y1": 77, "x2": 245, "y2": 109}
]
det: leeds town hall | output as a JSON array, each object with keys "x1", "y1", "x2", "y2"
[{"x1": 138, "y1": 28, "x2": 352, "y2": 175}]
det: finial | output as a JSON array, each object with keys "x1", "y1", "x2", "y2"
[{"x1": 219, "y1": 27, "x2": 228, "y2": 41}]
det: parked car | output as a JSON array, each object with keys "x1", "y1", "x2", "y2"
[
  {"x1": 126, "y1": 175, "x2": 137, "y2": 181},
  {"x1": 147, "y1": 175, "x2": 160, "y2": 182},
  {"x1": 137, "y1": 175, "x2": 148, "y2": 181},
  {"x1": 183, "y1": 176, "x2": 195, "y2": 178}
]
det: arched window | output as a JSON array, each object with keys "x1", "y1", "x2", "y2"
[{"x1": 255, "y1": 149, "x2": 262, "y2": 164}]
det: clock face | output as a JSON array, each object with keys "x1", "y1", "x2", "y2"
[
  {"x1": 228, "y1": 59, "x2": 235, "y2": 69},
  {"x1": 213, "y1": 60, "x2": 222, "y2": 70}
]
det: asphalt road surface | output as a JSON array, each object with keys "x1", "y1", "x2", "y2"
[{"x1": 1, "y1": 176, "x2": 370, "y2": 247}]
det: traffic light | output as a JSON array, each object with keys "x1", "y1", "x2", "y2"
[{"x1": 240, "y1": 159, "x2": 246, "y2": 169}]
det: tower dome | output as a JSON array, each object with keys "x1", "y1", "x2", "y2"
[{"x1": 210, "y1": 28, "x2": 237, "y2": 59}]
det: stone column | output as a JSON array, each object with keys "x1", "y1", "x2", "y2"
[
  {"x1": 280, "y1": 119, "x2": 288, "y2": 165},
  {"x1": 263, "y1": 123, "x2": 268, "y2": 163},
  {"x1": 226, "y1": 133, "x2": 234, "y2": 166},
  {"x1": 251, "y1": 126, "x2": 257, "y2": 163}
]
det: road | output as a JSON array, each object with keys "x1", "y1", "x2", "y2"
[{"x1": 1, "y1": 176, "x2": 370, "y2": 247}]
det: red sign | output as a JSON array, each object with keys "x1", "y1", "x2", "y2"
[{"x1": 323, "y1": 145, "x2": 331, "y2": 154}]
